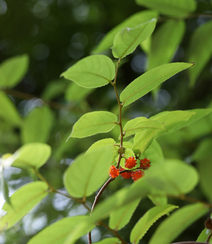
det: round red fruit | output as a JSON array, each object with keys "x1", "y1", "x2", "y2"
[
  {"x1": 109, "y1": 165, "x2": 119, "y2": 178},
  {"x1": 125, "y1": 157, "x2": 137, "y2": 169},
  {"x1": 119, "y1": 167, "x2": 131, "y2": 179},
  {"x1": 131, "y1": 170, "x2": 144, "y2": 182},
  {"x1": 140, "y1": 158, "x2": 151, "y2": 169}
]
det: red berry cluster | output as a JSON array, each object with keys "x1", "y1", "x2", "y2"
[{"x1": 109, "y1": 157, "x2": 151, "y2": 182}]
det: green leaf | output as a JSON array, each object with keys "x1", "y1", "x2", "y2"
[
  {"x1": 192, "y1": 139, "x2": 212, "y2": 202},
  {"x1": 92, "y1": 11, "x2": 158, "y2": 54},
  {"x1": 145, "y1": 159, "x2": 199, "y2": 195},
  {"x1": 147, "y1": 20, "x2": 185, "y2": 70},
  {"x1": 11, "y1": 143, "x2": 51, "y2": 169},
  {"x1": 150, "y1": 110, "x2": 195, "y2": 137},
  {"x1": 69, "y1": 111, "x2": 117, "y2": 139},
  {"x1": 0, "y1": 182, "x2": 48, "y2": 230},
  {"x1": 61, "y1": 55, "x2": 115, "y2": 88},
  {"x1": 65, "y1": 82, "x2": 93, "y2": 102},
  {"x1": 93, "y1": 238, "x2": 120, "y2": 244},
  {"x1": 27, "y1": 216, "x2": 93, "y2": 244},
  {"x1": 0, "y1": 91, "x2": 22, "y2": 126},
  {"x1": 112, "y1": 19, "x2": 156, "y2": 59},
  {"x1": 21, "y1": 106, "x2": 54, "y2": 144},
  {"x1": 196, "y1": 228, "x2": 212, "y2": 243},
  {"x1": 143, "y1": 140, "x2": 164, "y2": 164},
  {"x1": 0, "y1": 54, "x2": 29, "y2": 88},
  {"x1": 64, "y1": 148, "x2": 114, "y2": 198},
  {"x1": 148, "y1": 189, "x2": 167, "y2": 206},
  {"x1": 109, "y1": 198, "x2": 141, "y2": 230},
  {"x1": 0, "y1": 170, "x2": 11, "y2": 206},
  {"x1": 133, "y1": 130, "x2": 158, "y2": 152},
  {"x1": 120, "y1": 62, "x2": 193, "y2": 107},
  {"x1": 188, "y1": 20, "x2": 212, "y2": 86},
  {"x1": 135, "y1": 0, "x2": 196, "y2": 18},
  {"x1": 123, "y1": 117, "x2": 164, "y2": 138},
  {"x1": 130, "y1": 204, "x2": 178, "y2": 244},
  {"x1": 149, "y1": 203, "x2": 208, "y2": 244}
]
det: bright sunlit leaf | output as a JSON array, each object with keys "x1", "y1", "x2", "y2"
[{"x1": 61, "y1": 55, "x2": 115, "y2": 88}]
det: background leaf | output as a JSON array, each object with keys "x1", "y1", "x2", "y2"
[
  {"x1": 149, "y1": 203, "x2": 208, "y2": 244},
  {"x1": 0, "y1": 91, "x2": 22, "y2": 126},
  {"x1": 112, "y1": 19, "x2": 156, "y2": 59},
  {"x1": 21, "y1": 106, "x2": 54, "y2": 144},
  {"x1": 64, "y1": 148, "x2": 114, "y2": 198},
  {"x1": 61, "y1": 55, "x2": 115, "y2": 88},
  {"x1": 135, "y1": 0, "x2": 196, "y2": 18},
  {"x1": 92, "y1": 11, "x2": 158, "y2": 54},
  {"x1": 188, "y1": 20, "x2": 212, "y2": 86},
  {"x1": 147, "y1": 20, "x2": 185, "y2": 70},
  {"x1": 0, "y1": 182, "x2": 48, "y2": 230},
  {"x1": 69, "y1": 111, "x2": 117, "y2": 138},
  {"x1": 130, "y1": 204, "x2": 178, "y2": 244},
  {"x1": 93, "y1": 238, "x2": 120, "y2": 244},
  {"x1": 0, "y1": 170, "x2": 11, "y2": 206},
  {"x1": 11, "y1": 143, "x2": 51, "y2": 169},
  {"x1": 0, "y1": 54, "x2": 29, "y2": 88},
  {"x1": 120, "y1": 62, "x2": 193, "y2": 107}
]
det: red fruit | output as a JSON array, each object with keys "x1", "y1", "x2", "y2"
[
  {"x1": 131, "y1": 170, "x2": 144, "y2": 182},
  {"x1": 125, "y1": 157, "x2": 137, "y2": 169},
  {"x1": 140, "y1": 158, "x2": 151, "y2": 169},
  {"x1": 119, "y1": 167, "x2": 131, "y2": 179},
  {"x1": 109, "y1": 165, "x2": 119, "y2": 178}
]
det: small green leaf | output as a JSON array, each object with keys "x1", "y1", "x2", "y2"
[
  {"x1": 146, "y1": 159, "x2": 199, "y2": 195},
  {"x1": 149, "y1": 203, "x2": 208, "y2": 244},
  {"x1": 109, "y1": 198, "x2": 141, "y2": 231},
  {"x1": 188, "y1": 20, "x2": 212, "y2": 86},
  {"x1": 65, "y1": 82, "x2": 93, "y2": 101},
  {"x1": 21, "y1": 106, "x2": 54, "y2": 144},
  {"x1": 150, "y1": 110, "x2": 195, "y2": 137},
  {"x1": 11, "y1": 143, "x2": 51, "y2": 169},
  {"x1": 147, "y1": 20, "x2": 185, "y2": 70},
  {"x1": 0, "y1": 91, "x2": 22, "y2": 126},
  {"x1": 0, "y1": 182, "x2": 48, "y2": 230},
  {"x1": 92, "y1": 11, "x2": 158, "y2": 54},
  {"x1": 69, "y1": 111, "x2": 117, "y2": 139},
  {"x1": 130, "y1": 204, "x2": 178, "y2": 244},
  {"x1": 135, "y1": 0, "x2": 196, "y2": 18},
  {"x1": 61, "y1": 55, "x2": 115, "y2": 88},
  {"x1": 123, "y1": 117, "x2": 164, "y2": 138},
  {"x1": 27, "y1": 216, "x2": 93, "y2": 244},
  {"x1": 93, "y1": 238, "x2": 120, "y2": 244},
  {"x1": 64, "y1": 148, "x2": 114, "y2": 198},
  {"x1": 133, "y1": 130, "x2": 157, "y2": 152},
  {"x1": 120, "y1": 63, "x2": 193, "y2": 107},
  {"x1": 0, "y1": 54, "x2": 29, "y2": 88},
  {"x1": 112, "y1": 19, "x2": 156, "y2": 59}
]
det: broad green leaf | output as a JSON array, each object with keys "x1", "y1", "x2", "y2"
[
  {"x1": 196, "y1": 228, "x2": 212, "y2": 243},
  {"x1": 112, "y1": 19, "x2": 156, "y2": 59},
  {"x1": 64, "y1": 148, "x2": 114, "y2": 198},
  {"x1": 135, "y1": 0, "x2": 196, "y2": 18},
  {"x1": 145, "y1": 159, "x2": 199, "y2": 195},
  {"x1": 109, "y1": 198, "x2": 141, "y2": 230},
  {"x1": 150, "y1": 110, "x2": 195, "y2": 137},
  {"x1": 42, "y1": 78, "x2": 68, "y2": 100},
  {"x1": 147, "y1": 20, "x2": 185, "y2": 70},
  {"x1": 149, "y1": 203, "x2": 208, "y2": 244},
  {"x1": 69, "y1": 111, "x2": 117, "y2": 139},
  {"x1": 192, "y1": 139, "x2": 212, "y2": 202},
  {"x1": 0, "y1": 182, "x2": 48, "y2": 230},
  {"x1": 188, "y1": 20, "x2": 212, "y2": 86},
  {"x1": 65, "y1": 82, "x2": 93, "y2": 101},
  {"x1": 93, "y1": 238, "x2": 120, "y2": 244},
  {"x1": 0, "y1": 54, "x2": 29, "y2": 88},
  {"x1": 123, "y1": 117, "x2": 164, "y2": 138},
  {"x1": 86, "y1": 138, "x2": 117, "y2": 158},
  {"x1": 27, "y1": 216, "x2": 93, "y2": 244},
  {"x1": 143, "y1": 140, "x2": 164, "y2": 164},
  {"x1": 11, "y1": 143, "x2": 51, "y2": 169},
  {"x1": 61, "y1": 55, "x2": 115, "y2": 88},
  {"x1": 133, "y1": 130, "x2": 158, "y2": 152},
  {"x1": 92, "y1": 11, "x2": 158, "y2": 54},
  {"x1": 0, "y1": 91, "x2": 22, "y2": 126},
  {"x1": 148, "y1": 188, "x2": 167, "y2": 206},
  {"x1": 120, "y1": 63, "x2": 193, "y2": 107},
  {"x1": 130, "y1": 204, "x2": 178, "y2": 244},
  {"x1": 21, "y1": 106, "x2": 53, "y2": 144}
]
